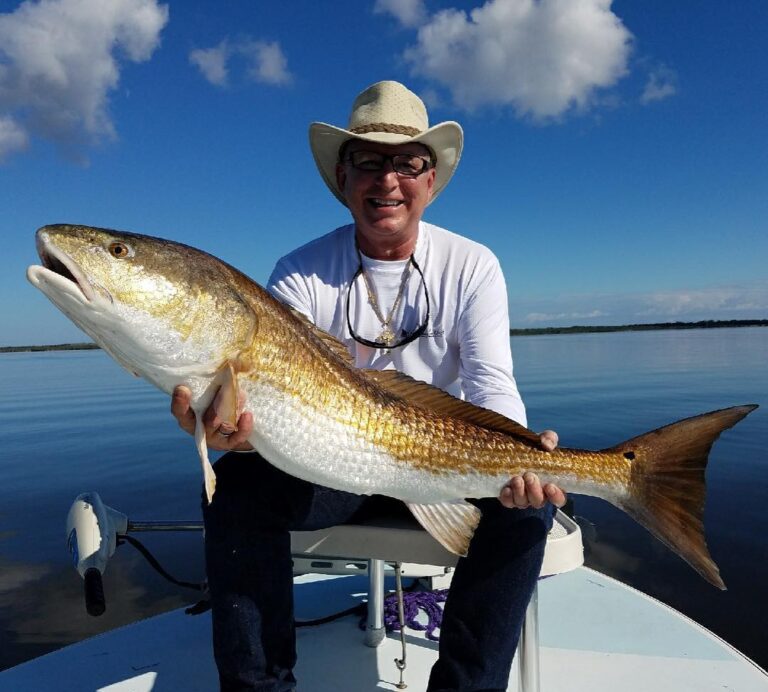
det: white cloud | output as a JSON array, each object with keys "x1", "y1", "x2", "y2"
[
  {"x1": 0, "y1": 0, "x2": 168, "y2": 162},
  {"x1": 637, "y1": 286, "x2": 766, "y2": 317},
  {"x1": 190, "y1": 38, "x2": 292, "y2": 88},
  {"x1": 241, "y1": 40, "x2": 292, "y2": 86},
  {"x1": 0, "y1": 114, "x2": 28, "y2": 159},
  {"x1": 403, "y1": 0, "x2": 633, "y2": 118},
  {"x1": 510, "y1": 283, "x2": 768, "y2": 327},
  {"x1": 189, "y1": 40, "x2": 230, "y2": 87},
  {"x1": 524, "y1": 310, "x2": 605, "y2": 323},
  {"x1": 374, "y1": 0, "x2": 427, "y2": 28},
  {"x1": 641, "y1": 64, "x2": 677, "y2": 104}
]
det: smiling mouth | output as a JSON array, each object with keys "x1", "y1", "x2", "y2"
[{"x1": 368, "y1": 198, "x2": 403, "y2": 209}]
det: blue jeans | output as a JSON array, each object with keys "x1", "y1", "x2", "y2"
[{"x1": 203, "y1": 452, "x2": 554, "y2": 692}]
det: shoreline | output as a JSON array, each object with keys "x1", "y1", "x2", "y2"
[
  {"x1": 3, "y1": 319, "x2": 766, "y2": 352},
  {"x1": 0, "y1": 342, "x2": 100, "y2": 353},
  {"x1": 509, "y1": 319, "x2": 768, "y2": 337}
]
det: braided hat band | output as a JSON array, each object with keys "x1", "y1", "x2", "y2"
[{"x1": 350, "y1": 123, "x2": 422, "y2": 137}]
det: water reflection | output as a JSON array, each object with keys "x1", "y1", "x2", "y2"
[
  {"x1": 514, "y1": 328, "x2": 768, "y2": 668},
  {"x1": 0, "y1": 545, "x2": 203, "y2": 671},
  {"x1": 0, "y1": 329, "x2": 766, "y2": 671}
]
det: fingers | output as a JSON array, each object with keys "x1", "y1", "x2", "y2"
[
  {"x1": 203, "y1": 394, "x2": 254, "y2": 451},
  {"x1": 171, "y1": 385, "x2": 196, "y2": 435},
  {"x1": 499, "y1": 473, "x2": 543, "y2": 509},
  {"x1": 171, "y1": 384, "x2": 254, "y2": 452},
  {"x1": 538, "y1": 429, "x2": 559, "y2": 452},
  {"x1": 499, "y1": 476, "x2": 522, "y2": 509},
  {"x1": 515, "y1": 472, "x2": 545, "y2": 508},
  {"x1": 225, "y1": 411, "x2": 254, "y2": 450},
  {"x1": 498, "y1": 473, "x2": 567, "y2": 509},
  {"x1": 544, "y1": 482, "x2": 567, "y2": 508}
]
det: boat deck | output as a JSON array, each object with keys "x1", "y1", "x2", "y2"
[{"x1": 1, "y1": 567, "x2": 766, "y2": 691}]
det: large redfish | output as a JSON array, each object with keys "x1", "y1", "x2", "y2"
[{"x1": 27, "y1": 224, "x2": 757, "y2": 589}]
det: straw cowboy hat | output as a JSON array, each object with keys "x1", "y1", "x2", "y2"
[{"x1": 309, "y1": 80, "x2": 463, "y2": 206}]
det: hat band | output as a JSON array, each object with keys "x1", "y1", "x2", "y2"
[{"x1": 350, "y1": 122, "x2": 422, "y2": 137}]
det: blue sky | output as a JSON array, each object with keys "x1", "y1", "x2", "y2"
[{"x1": 1, "y1": 0, "x2": 766, "y2": 346}]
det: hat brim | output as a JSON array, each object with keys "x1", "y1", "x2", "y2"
[{"x1": 309, "y1": 120, "x2": 463, "y2": 207}]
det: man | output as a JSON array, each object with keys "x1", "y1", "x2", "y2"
[{"x1": 173, "y1": 80, "x2": 565, "y2": 691}]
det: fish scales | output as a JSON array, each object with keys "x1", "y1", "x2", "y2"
[
  {"x1": 27, "y1": 224, "x2": 758, "y2": 589},
  {"x1": 242, "y1": 295, "x2": 641, "y2": 500}
]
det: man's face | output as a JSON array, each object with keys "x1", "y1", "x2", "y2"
[{"x1": 336, "y1": 140, "x2": 436, "y2": 254}]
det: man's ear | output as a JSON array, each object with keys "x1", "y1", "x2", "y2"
[
  {"x1": 426, "y1": 167, "x2": 436, "y2": 202},
  {"x1": 335, "y1": 163, "x2": 347, "y2": 198}
]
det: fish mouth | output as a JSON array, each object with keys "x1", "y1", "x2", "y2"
[{"x1": 27, "y1": 230, "x2": 96, "y2": 303}]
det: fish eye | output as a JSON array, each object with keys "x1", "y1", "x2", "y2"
[{"x1": 107, "y1": 242, "x2": 133, "y2": 259}]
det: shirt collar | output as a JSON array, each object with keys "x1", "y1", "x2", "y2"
[{"x1": 347, "y1": 221, "x2": 429, "y2": 266}]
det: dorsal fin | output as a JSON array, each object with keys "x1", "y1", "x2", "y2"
[
  {"x1": 279, "y1": 302, "x2": 539, "y2": 444},
  {"x1": 285, "y1": 306, "x2": 355, "y2": 366},
  {"x1": 362, "y1": 369, "x2": 541, "y2": 445}
]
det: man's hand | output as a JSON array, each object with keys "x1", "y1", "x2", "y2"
[
  {"x1": 498, "y1": 429, "x2": 567, "y2": 509},
  {"x1": 171, "y1": 385, "x2": 254, "y2": 452}
]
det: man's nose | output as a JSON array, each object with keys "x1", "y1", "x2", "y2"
[{"x1": 374, "y1": 158, "x2": 398, "y2": 181}]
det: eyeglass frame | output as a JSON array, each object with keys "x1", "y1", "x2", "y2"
[
  {"x1": 345, "y1": 252, "x2": 431, "y2": 350},
  {"x1": 340, "y1": 149, "x2": 435, "y2": 178}
]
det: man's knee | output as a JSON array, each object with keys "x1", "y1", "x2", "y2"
[
  {"x1": 203, "y1": 452, "x2": 314, "y2": 530},
  {"x1": 470, "y1": 499, "x2": 554, "y2": 554}
]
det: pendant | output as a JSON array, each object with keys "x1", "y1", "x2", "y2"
[{"x1": 376, "y1": 326, "x2": 395, "y2": 346}]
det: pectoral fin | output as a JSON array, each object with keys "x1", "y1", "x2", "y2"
[
  {"x1": 406, "y1": 499, "x2": 481, "y2": 557},
  {"x1": 194, "y1": 413, "x2": 217, "y2": 504},
  {"x1": 213, "y1": 361, "x2": 240, "y2": 430}
]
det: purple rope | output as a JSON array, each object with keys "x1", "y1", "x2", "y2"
[{"x1": 383, "y1": 589, "x2": 448, "y2": 641}]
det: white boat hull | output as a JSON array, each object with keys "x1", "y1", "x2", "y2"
[{"x1": 1, "y1": 567, "x2": 766, "y2": 691}]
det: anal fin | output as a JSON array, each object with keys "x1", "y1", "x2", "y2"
[{"x1": 406, "y1": 499, "x2": 481, "y2": 557}]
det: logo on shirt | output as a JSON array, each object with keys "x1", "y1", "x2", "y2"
[{"x1": 401, "y1": 327, "x2": 444, "y2": 339}]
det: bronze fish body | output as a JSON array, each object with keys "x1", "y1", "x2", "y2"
[{"x1": 27, "y1": 224, "x2": 758, "y2": 589}]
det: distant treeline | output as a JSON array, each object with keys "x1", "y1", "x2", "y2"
[
  {"x1": 2, "y1": 319, "x2": 766, "y2": 351},
  {"x1": 510, "y1": 319, "x2": 768, "y2": 336},
  {"x1": 0, "y1": 342, "x2": 99, "y2": 353}
]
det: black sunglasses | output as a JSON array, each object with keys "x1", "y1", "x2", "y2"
[
  {"x1": 342, "y1": 150, "x2": 434, "y2": 177},
  {"x1": 345, "y1": 254, "x2": 431, "y2": 350}
]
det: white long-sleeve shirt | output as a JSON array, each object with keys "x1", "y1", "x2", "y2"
[{"x1": 267, "y1": 221, "x2": 527, "y2": 426}]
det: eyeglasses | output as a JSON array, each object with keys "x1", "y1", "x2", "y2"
[
  {"x1": 345, "y1": 254, "x2": 431, "y2": 350},
  {"x1": 342, "y1": 150, "x2": 434, "y2": 177}
]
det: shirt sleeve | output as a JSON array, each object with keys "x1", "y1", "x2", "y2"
[
  {"x1": 456, "y1": 254, "x2": 527, "y2": 427},
  {"x1": 267, "y1": 256, "x2": 315, "y2": 323}
]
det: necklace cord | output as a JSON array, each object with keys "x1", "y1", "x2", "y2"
[{"x1": 346, "y1": 249, "x2": 430, "y2": 350}]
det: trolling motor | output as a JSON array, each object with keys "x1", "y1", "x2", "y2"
[
  {"x1": 66, "y1": 492, "x2": 128, "y2": 615},
  {"x1": 66, "y1": 492, "x2": 204, "y2": 616},
  {"x1": 64, "y1": 493, "x2": 502, "y2": 689}
]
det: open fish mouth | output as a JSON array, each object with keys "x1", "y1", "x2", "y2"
[{"x1": 28, "y1": 230, "x2": 96, "y2": 303}]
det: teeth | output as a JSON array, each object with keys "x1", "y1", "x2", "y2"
[{"x1": 370, "y1": 199, "x2": 402, "y2": 207}]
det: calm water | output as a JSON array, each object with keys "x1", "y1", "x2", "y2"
[{"x1": 0, "y1": 328, "x2": 766, "y2": 671}]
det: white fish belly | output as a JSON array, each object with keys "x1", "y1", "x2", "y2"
[
  {"x1": 240, "y1": 382, "x2": 630, "y2": 505},
  {"x1": 242, "y1": 381, "x2": 512, "y2": 503}
]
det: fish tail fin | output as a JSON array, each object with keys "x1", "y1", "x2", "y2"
[{"x1": 607, "y1": 404, "x2": 757, "y2": 590}]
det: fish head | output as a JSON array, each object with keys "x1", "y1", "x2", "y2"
[{"x1": 27, "y1": 224, "x2": 257, "y2": 397}]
